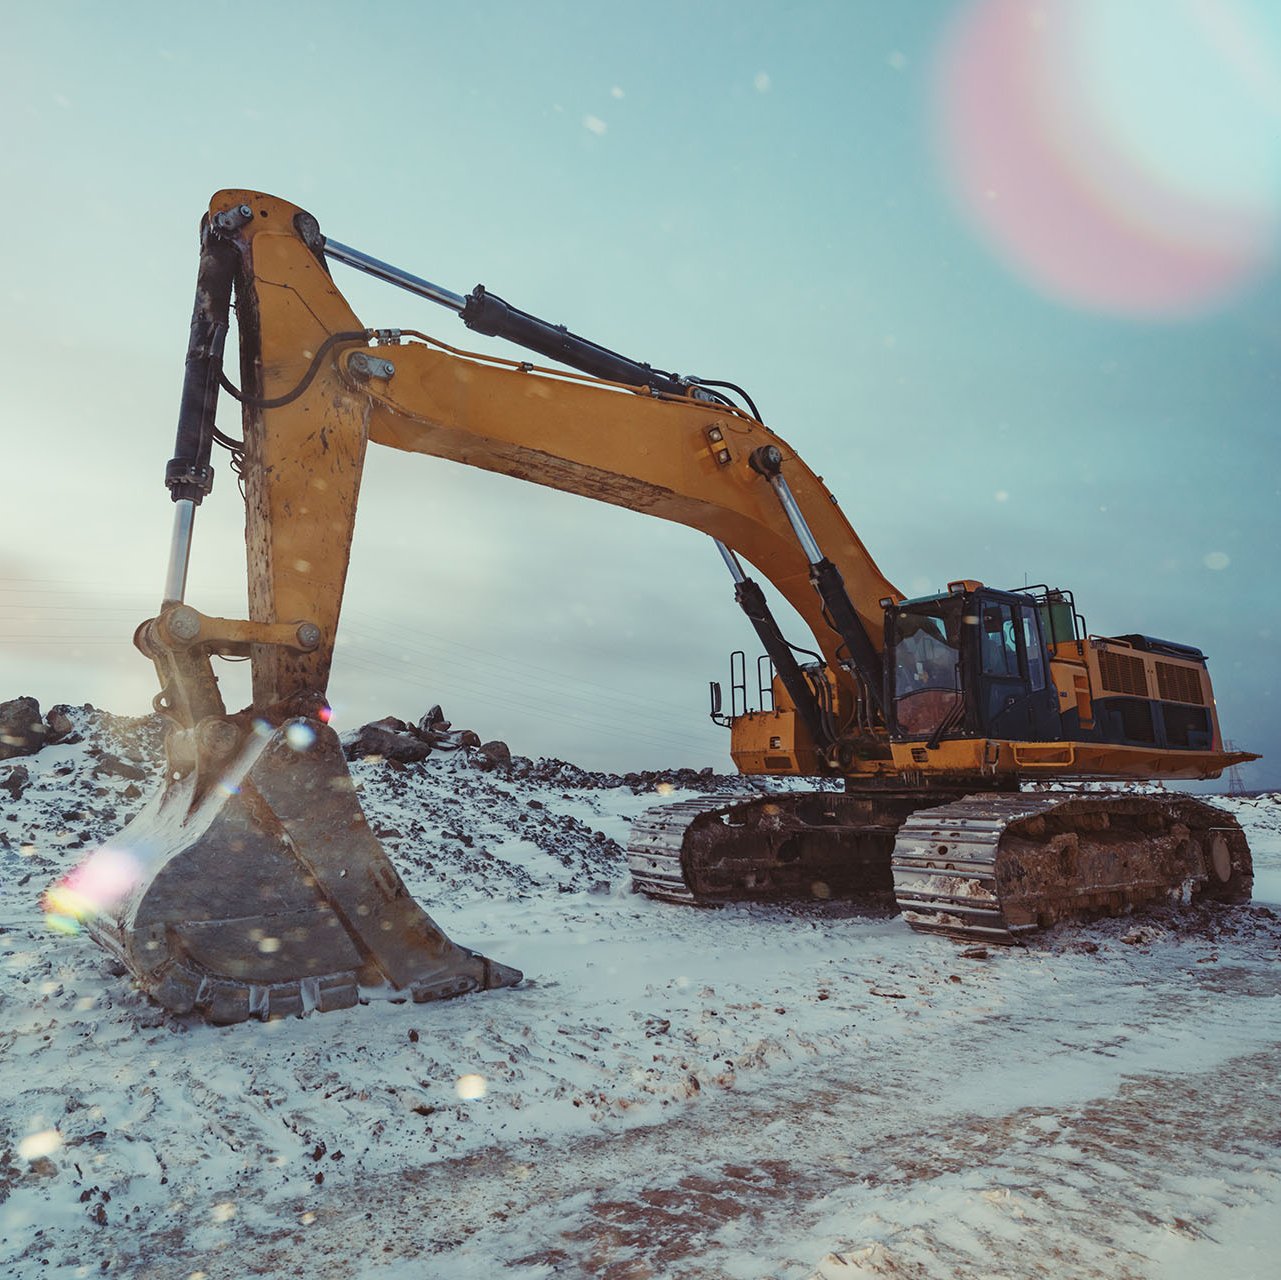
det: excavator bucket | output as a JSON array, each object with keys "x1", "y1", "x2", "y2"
[{"x1": 58, "y1": 717, "x2": 520, "y2": 1023}]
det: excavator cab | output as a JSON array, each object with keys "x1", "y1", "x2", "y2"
[
  {"x1": 885, "y1": 584, "x2": 1062, "y2": 745},
  {"x1": 885, "y1": 582, "x2": 1236, "y2": 763}
]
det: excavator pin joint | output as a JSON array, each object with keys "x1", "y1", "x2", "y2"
[
  {"x1": 347, "y1": 351, "x2": 396, "y2": 381},
  {"x1": 749, "y1": 444, "x2": 783, "y2": 477},
  {"x1": 196, "y1": 717, "x2": 241, "y2": 760},
  {"x1": 165, "y1": 604, "x2": 202, "y2": 641},
  {"x1": 212, "y1": 203, "x2": 253, "y2": 235}
]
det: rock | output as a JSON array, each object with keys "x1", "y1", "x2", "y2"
[
  {"x1": 417, "y1": 705, "x2": 449, "y2": 735},
  {"x1": 477, "y1": 740, "x2": 512, "y2": 769},
  {"x1": 1, "y1": 764, "x2": 29, "y2": 801},
  {"x1": 343, "y1": 724, "x2": 433, "y2": 764},
  {"x1": 45, "y1": 706, "x2": 76, "y2": 741},
  {"x1": 346, "y1": 712, "x2": 510, "y2": 768},
  {"x1": 0, "y1": 697, "x2": 50, "y2": 760},
  {"x1": 92, "y1": 754, "x2": 150, "y2": 782},
  {"x1": 422, "y1": 725, "x2": 484, "y2": 752}
]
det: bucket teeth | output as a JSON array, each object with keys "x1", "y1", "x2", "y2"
[{"x1": 80, "y1": 717, "x2": 520, "y2": 1022}]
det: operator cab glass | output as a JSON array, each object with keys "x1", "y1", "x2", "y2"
[
  {"x1": 889, "y1": 594, "x2": 964, "y2": 737},
  {"x1": 887, "y1": 587, "x2": 1061, "y2": 743}
]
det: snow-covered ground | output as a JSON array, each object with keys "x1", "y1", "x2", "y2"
[{"x1": 2, "y1": 709, "x2": 1278, "y2": 1279}]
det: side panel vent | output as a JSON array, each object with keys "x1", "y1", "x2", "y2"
[
  {"x1": 1156, "y1": 661, "x2": 1206, "y2": 706},
  {"x1": 1098, "y1": 647, "x2": 1149, "y2": 698}
]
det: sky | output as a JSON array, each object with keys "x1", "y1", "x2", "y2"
[{"x1": 2, "y1": 0, "x2": 1279, "y2": 787}]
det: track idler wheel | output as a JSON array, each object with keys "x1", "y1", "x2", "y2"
[{"x1": 69, "y1": 716, "x2": 520, "y2": 1023}]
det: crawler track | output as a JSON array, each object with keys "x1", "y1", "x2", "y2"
[
  {"x1": 626, "y1": 798, "x2": 722, "y2": 903},
  {"x1": 627, "y1": 791, "x2": 929, "y2": 905},
  {"x1": 629, "y1": 789, "x2": 1253, "y2": 942},
  {"x1": 892, "y1": 792, "x2": 1253, "y2": 942}
]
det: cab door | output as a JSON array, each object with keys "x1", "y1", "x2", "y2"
[
  {"x1": 975, "y1": 598, "x2": 1062, "y2": 742},
  {"x1": 978, "y1": 599, "x2": 1030, "y2": 739},
  {"x1": 1018, "y1": 604, "x2": 1062, "y2": 739}
]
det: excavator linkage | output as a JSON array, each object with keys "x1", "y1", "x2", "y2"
[{"x1": 80, "y1": 717, "x2": 520, "y2": 1023}]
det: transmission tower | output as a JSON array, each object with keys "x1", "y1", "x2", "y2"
[{"x1": 1224, "y1": 740, "x2": 1248, "y2": 798}]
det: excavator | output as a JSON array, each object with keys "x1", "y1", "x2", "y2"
[{"x1": 65, "y1": 190, "x2": 1257, "y2": 1023}]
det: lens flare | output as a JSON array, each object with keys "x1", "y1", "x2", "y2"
[
  {"x1": 43, "y1": 845, "x2": 143, "y2": 932},
  {"x1": 455, "y1": 1073, "x2": 487, "y2": 1100},
  {"x1": 285, "y1": 722, "x2": 317, "y2": 752},
  {"x1": 18, "y1": 1129, "x2": 62, "y2": 1160},
  {"x1": 935, "y1": 0, "x2": 1281, "y2": 315}
]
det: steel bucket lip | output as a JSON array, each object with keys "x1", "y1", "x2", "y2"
[{"x1": 82, "y1": 715, "x2": 521, "y2": 1024}]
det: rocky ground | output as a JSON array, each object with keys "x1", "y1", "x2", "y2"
[{"x1": 1, "y1": 700, "x2": 1278, "y2": 1279}]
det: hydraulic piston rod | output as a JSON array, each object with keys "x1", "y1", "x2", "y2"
[
  {"x1": 323, "y1": 239, "x2": 467, "y2": 312},
  {"x1": 748, "y1": 446, "x2": 886, "y2": 715},
  {"x1": 159, "y1": 216, "x2": 240, "y2": 605},
  {"x1": 714, "y1": 539, "x2": 748, "y2": 584},
  {"x1": 324, "y1": 238, "x2": 691, "y2": 395},
  {"x1": 760, "y1": 469, "x2": 825, "y2": 566},
  {"x1": 712, "y1": 541, "x2": 829, "y2": 747},
  {"x1": 162, "y1": 499, "x2": 197, "y2": 605}
]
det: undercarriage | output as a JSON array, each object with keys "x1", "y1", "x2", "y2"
[{"x1": 626, "y1": 788, "x2": 1252, "y2": 941}]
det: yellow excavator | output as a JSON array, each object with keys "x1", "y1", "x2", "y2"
[{"x1": 74, "y1": 190, "x2": 1257, "y2": 1023}]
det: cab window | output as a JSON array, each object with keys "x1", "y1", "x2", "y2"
[
  {"x1": 893, "y1": 611, "x2": 960, "y2": 695},
  {"x1": 980, "y1": 603, "x2": 1019, "y2": 676},
  {"x1": 1020, "y1": 606, "x2": 1046, "y2": 691},
  {"x1": 891, "y1": 598, "x2": 965, "y2": 737}
]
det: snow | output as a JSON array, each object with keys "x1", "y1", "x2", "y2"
[{"x1": 1, "y1": 709, "x2": 1279, "y2": 1278}]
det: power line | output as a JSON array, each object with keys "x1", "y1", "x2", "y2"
[
  {"x1": 334, "y1": 644, "x2": 722, "y2": 757},
  {"x1": 342, "y1": 608, "x2": 712, "y2": 721},
  {"x1": 335, "y1": 619, "x2": 722, "y2": 746},
  {"x1": 1, "y1": 584, "x2": 732, "y2": 744},
  {"x1": 2, "y1": 586, "x2": 727, "y2": 761},
  {"x1": 336, "y1": 650, "x2": 717, "y2": 759},
  {"x1": 1, "y1": 587, "x2": 727, "y2": 724}
]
